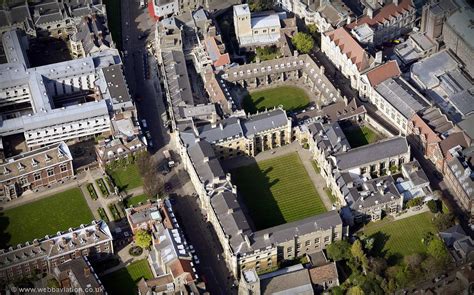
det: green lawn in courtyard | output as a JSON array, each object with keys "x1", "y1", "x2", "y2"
[
  {"x1": 101, "y1": 259, "x2": 153, "y2": 295},
  {"x1": 343, "y1": 125, "x2": 382, "y2": 148},
  {"x1": 360, "y1": 212, "x2": 437, "y2": 265},
  {"x1": 0, "y1": 188, "x2": 93, "y2": 248},
  {"x1": 243, "y1": 86, "x2": 310, "y2": 114},
  {"x1": 103, "y1": 0, "x2": 122, "y2": 50},
  {"x1": 232, "y1": 153, "x2": 326, "y2": 230},
  {"x1": 124, "y1": 194, "x2": 153, "y2": 208},
  {"x1": 107, "y1": 163, "x2": 143, "y2": 191}
]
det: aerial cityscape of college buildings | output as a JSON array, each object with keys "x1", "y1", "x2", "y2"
[{"x1": 0, "y1": 0, "x2": 472, "y2": 294}]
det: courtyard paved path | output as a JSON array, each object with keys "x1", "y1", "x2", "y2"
[
  {"x1": 222, "y1": 142, "x2": 333, "y2": 211},
  {"x1": 394, "y1": 205, "x2": 430, "y2": 221}
]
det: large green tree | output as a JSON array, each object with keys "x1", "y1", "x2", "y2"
[
  {"x1": 135, "y1": 229, "x2": 152, "y2": 249},
  {"x1": 351, "y1": 240, "x2": 369, "y2": 271},
  {"x1": 433, "y1": 213, "x2": 455, "y2": 231},
  {"x1": 326, "y1": 240, "x2": 352, "y2": 261},
  {"x1": 248, "y1": 0, "x2": 273, "y2": 12},
  {"x1": 291, "y1": 32, "x2": 314, "y2": 54},
  {"x1": 427, "y1": 239, "x2": 450, "y2": 266}
]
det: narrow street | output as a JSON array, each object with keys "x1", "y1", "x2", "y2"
[
  {"x1": 121, "y1": 0, "x2": 170, "y2": 152},
  {"x1": 174, "y1": 194, "x2": 236, "y2": 295}
]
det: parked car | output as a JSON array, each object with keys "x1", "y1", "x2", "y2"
[{"x1": 141, "y1": 119, "x2": 148, "y2": 128}]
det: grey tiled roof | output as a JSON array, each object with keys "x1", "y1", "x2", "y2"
[
  {"x1": 242, "y1": 109, "x2": 289, "y2": 136},
  {"x1": 198, "y1": 117, "x2": 244, "y2": 143},
  {"x1": 340, "y1": 174, "x2": 402, "y2": 210},
  {"x1": 334, "y1": 137, "x2": 409, "y2": 171},
  {"x1": 376, "y1": 77, "x2": 428, "y2": 119},
  {"x1": 260, "y1": 267, "x2": 313, "y2": 295},
  {"x1": 187, "y1": 141, "x2": 225, "y2": 185},
  {"x1": 309, "y1": 121, "x2": 350, "y2": 156},
  {"x1": 401, "y1": 160, "x2": 430, "y2": 187}
]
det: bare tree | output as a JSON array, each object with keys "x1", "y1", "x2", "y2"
[
  {"x1": 136, "y1": 152, "x2": 153, "y2": 177},
  {"x1": 143, "y1": 171, "x2": 164, "y2": 198}
]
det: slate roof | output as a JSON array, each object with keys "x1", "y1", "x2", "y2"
[
  {"x1": 401, "y1": 160, "x2": 430, "y2": 187},
  {"x1": 260, "y1": 266, "x2": 313, "y2": 295},
  {"x1": 338, "y1": 174, "x2": 402, "y2": 210},
  {"x1": 334, "y1": 136, "x2": 409, "y2": 171},
  {"x1": 375, "y1": 77, "x2": 428, "y2": 119},
  {"x1": 309, "y1": 121, "x2": 350, "y2": 156},
  {"x1": 187, "y1": 141, "x2": 225, "y2": 185},
  {"x1": 242, "y1": 109, "x2": 289, "y2": 137},
  {"x1": 198, "y1": 117, "x2": 244, "y2": 143},
  {"x1": 55, "y1": 257, "x2": 102, "y2": 291}
]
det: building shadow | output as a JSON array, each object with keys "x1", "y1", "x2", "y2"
[
  {"x1": 231, "y1": 158, "x2": 286, "y2": 231},
  {"x1": 0, "y1": 212, "x2": 11, "y2": 249}
]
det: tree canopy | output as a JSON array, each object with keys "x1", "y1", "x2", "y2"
[
  {"x1": 248, "y1": 0, "x2": 273, "y2": 12},
  {"x1": 326, "y1": 240, "x2": 352, "y2": 261},
  {"x1": 135, "y1": 229, "x2": 152, "y2": 249},
  {"x1": 291, "y1": 32, "x2": 314, "y2": 54}
]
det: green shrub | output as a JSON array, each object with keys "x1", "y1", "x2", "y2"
[
  {"x1": 427, "y1": 200, "x2": 439, "y2": 213},
  {"x1": 406, "y1": 197, "x2": 423, "y2": 208},
  {"x1": 97, "y1": 207, "x2": 109, "y2": 222},
  {"x1": 96, "y1": 178, "x2": 109, "y2": 197},
  {"x1": 108, "y1": 204, "x2": 121, "y2": 221},
  {"x1": 87, "y1": 183, "x2": 98, "y2": 200}
]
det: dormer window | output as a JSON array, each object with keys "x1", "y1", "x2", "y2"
[
  {"x1": 31, "y1": 159, "x2": 38, "y2": 167},
  {"x1": 3, "y1": 167, "x2": 9, "y2": 176},
  {"x1": 17, "y1": 163, "x2": 25, "y2": 171},
  {"x1": 45, "y1": 154, "x2": 52, "y2": 162}
]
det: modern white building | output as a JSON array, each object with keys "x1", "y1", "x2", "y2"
[{"x1": 0, "y1": 29, "x2": 133, "y2": 148}]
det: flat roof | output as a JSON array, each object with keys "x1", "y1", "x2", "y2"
[{"x1": 251, "y1": 14, "x2": 280, "y2": 30}]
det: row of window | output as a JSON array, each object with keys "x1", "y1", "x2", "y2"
[{"x1": 253, "y1": 28, "x2": 277, "y2": 35}]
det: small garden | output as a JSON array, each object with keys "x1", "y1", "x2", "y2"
[
  {"x1": 124, "y1": 194, "x2": 153, "y2": 208},
  {"x1": 108, "y1": 202, "x2": 126, "y2": 221},
  {"x1": 96, "y1": 178, "x2": 110, "y2": 197},
  {"x1": 87, "y1": 183, "x2": 98, "y2": 200},
  {"x1": 106, "y1": 156, "x2": 143, "y2": 192},
  {"x1": 252, "y1": 45, "x2": 281, "y2": 61},
  {"x1": 97, "y1": 207, "x2": 109, "y2": 222}
]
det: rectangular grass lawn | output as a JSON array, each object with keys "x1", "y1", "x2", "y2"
[
  {"x1": 0, "y1": 188, "x2": 93, "y2": 248},
  {"x1": 343, "y1": 125, "x2": 382, "y2": 148},
  {"x1": 361, "y1": 212, "x2": 436, "y2": 264},
  {"x1": 107, "y1": 163, "x2": 143, "y2": 191},
  {"x1": 124, "y1": 194, "x2": 152, "y2": 208},
  {"x1": 232, "y1": 153, "x2": 326, "y2": 230},
  {"x1": 243, "y1": 86, "x2": 310, "y2": 114},
  {"x1": 101, "y1": 259, "x2": 153, "y2": 295}
]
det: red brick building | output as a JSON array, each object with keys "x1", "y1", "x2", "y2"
[
  {"x1": 0, "y1": 220, "x2": 113, "y2": 284},
  {"x1": 0, "y1": 142, "x2": 74, "y2": 202}
]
